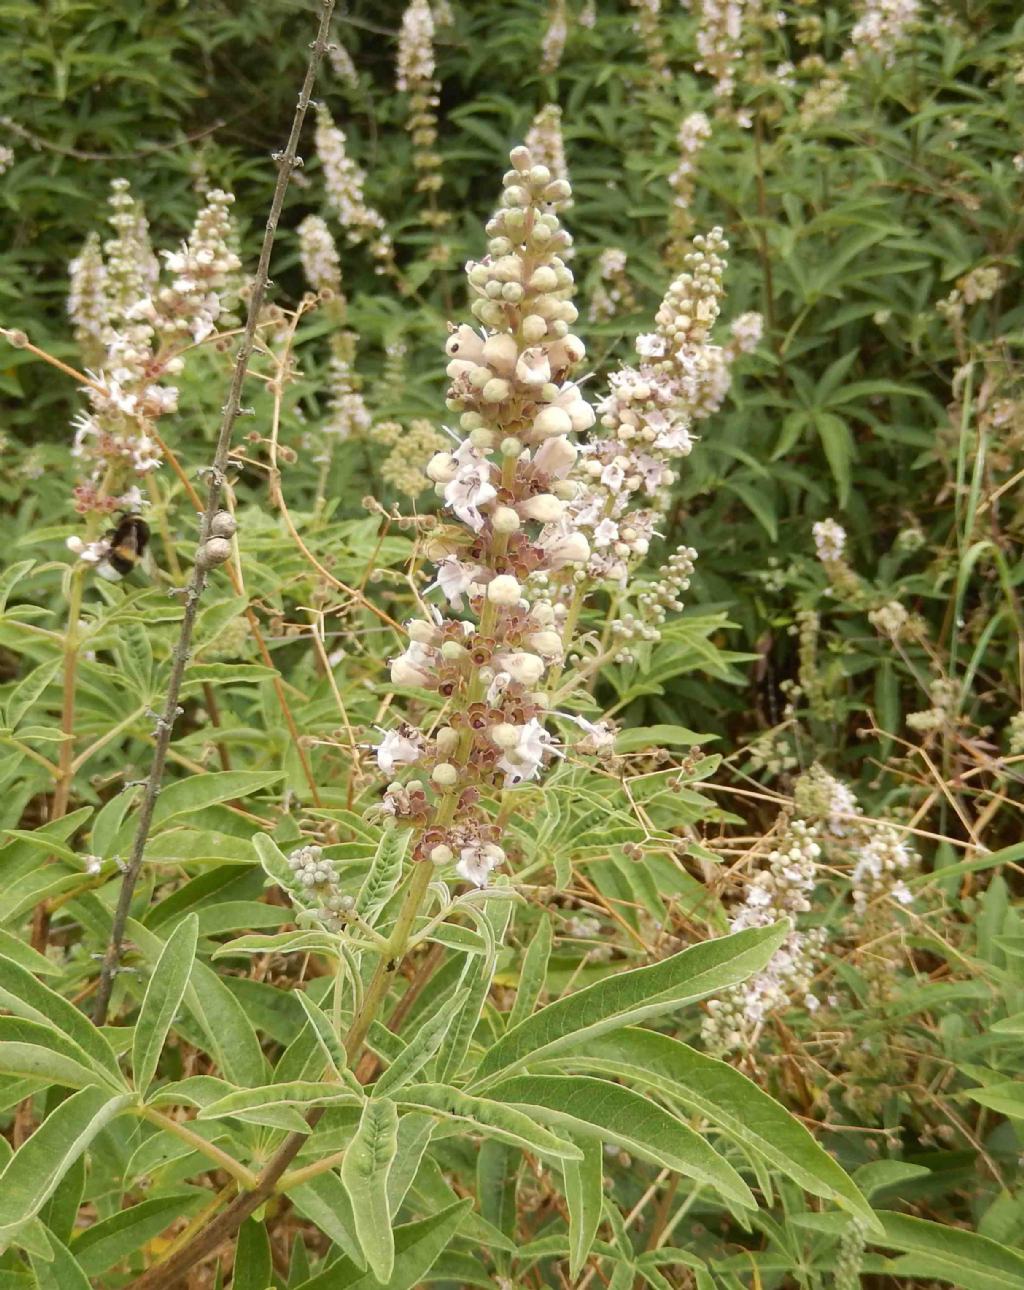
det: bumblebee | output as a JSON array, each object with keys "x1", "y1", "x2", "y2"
[{"x1": 98, "y1": 513, "x2": 151, "y2": 581}]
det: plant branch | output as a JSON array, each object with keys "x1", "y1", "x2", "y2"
[
  {"x1": 122, "y1": 855, "x2": 435, "y2": 1290},
  {"x1": 91, "y1": 0, "x2": 336, "y2": 1026}
]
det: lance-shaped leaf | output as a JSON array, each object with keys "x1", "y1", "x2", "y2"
[
  {"x1": 132, "y1": 912, "x2": 198, "y2": 1096},
  {"x1": 291, "y1": 1171, "x2": 365, "y2": 1268},
  {"x1": 356, "y1": 828, "x2": 411, "y2": 926},
  {"x1": 0, "y1": 954, "x2": 124, "y2": 1085},
  {"x1": 396, "y1": 1084, "x2": 582, "y2": 1162},
  {"x1": 30, "y1": 1233, "x2": 91, "y2": 1290},
  {"x1": 129, "y1": 918, "x2": 266, "y2": 1087},
  {"x1": 0, "y1": 1087, "x2": 135, "y2": 1240},
  {"x1": 507, "y1": 912, "x2": 552, "y2": 1030},
  {"x1": 875, "y1": 1212, "x2": 1024, "y2": 1290},
  {"x1": 489, "y1": 1075, "x2": 754, "y2": 1209},
  {"x1": 473, "y1": 921, "x2": 788, "y2": 1085},
  {"x1": 340, "y1": 1097, "x2": 400, "y2": 1283},
  {"x1": 564, "y1": 1137, "x2": 604, "y2": 1279},
  {"x1": 0, "y1": 1017, "x2": 118, "y2": 1092},
  {"x1": 556, "y1": 1028, "x2": 877, "y2": 1229},
  {"x1": 296, "y1": 1197, "x2": 471, "y2": 1290},
  {"x1": 72, "y1": 1193, "x2": 204, "y2": 1276},
  {"x1": 374, "y1": 987, "x2": 468, "y2": 1097},
  {"x1": 197, "y1": 1080, "x2": 362, "y2": 1120}
]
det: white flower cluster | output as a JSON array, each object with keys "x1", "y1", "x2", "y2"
[
  {"x1": 812, "y1": 516, "x2": 846, "y2": 563},
  {"x1": 848, "y1": 0, "x2": 920, "y2": 67},
  {"x1": 703, "y1": 818, "x2": 827, "y2": 1055},
  {"x1": 849, "y1": 823, "x2": 915, "y2": 913},
  {"x1": 565, "y1": 230, "x2": 732, "y2": 586},
  {"x1": 588, "y1": 248, "x2": 635, "y2": 323},
  {"x1": 67, "y1": 180, "x2": 240, "y2": 513},
  {"x1": 314, "y1": 106, "x2": 392, "y2": 265},
  {"x1": 397, "y1": 0, "x2": 435, "y2": 90},
  {"x1": 298, "y1": 214, "x2": 342, "y2": 295},
  {"x1": 670, "y1": 111, "x2": 712, "y2": 212},
  {"x1": 68, "y1": 233, "x2": 109, "y2": 353},
  {"x1": 704, "y1": 765, "x2": 918, "y2": 1056},
  {"x1": 693, "y1": 0, "x2": 748, "y2": 102},
  {"x1": 540, "y1": 0, "x2": 568, "y2": 74},
  {"x1": 630, "y1": 0, "x2": 669, "y2": 79},
  {"x1": 328, "y1": 37, "x2": 359, "y2": 86}
]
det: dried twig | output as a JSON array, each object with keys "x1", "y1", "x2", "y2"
[{"x1": 92, "y1": 0, "x2": 337, "y2": 1026}]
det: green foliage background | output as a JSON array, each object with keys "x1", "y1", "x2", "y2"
[{"x1": 0, "y1": 1, "x2": 1023, "y2": 1287}]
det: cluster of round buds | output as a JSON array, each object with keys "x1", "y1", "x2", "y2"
[
  {"x1": 67, "y1": 232, "x2": 109, "y2": 360},
  {"x1": 793, "y1": 764, "x2": 861, "y2": 837},
  {"x1": 286, "y1": 844, "x2": 356, "y2": 931}
]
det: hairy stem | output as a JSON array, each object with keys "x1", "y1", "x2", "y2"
[{"x1": 91, "y1": 0, "x2": 336, "y2": 1026}]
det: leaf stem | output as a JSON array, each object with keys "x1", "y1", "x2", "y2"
[{"x1": 137, "y1": 1106, "x2": 260, "y2": 1189}]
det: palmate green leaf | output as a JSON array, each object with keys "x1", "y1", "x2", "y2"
[
  {"x1": 296, "y1": 1197, "x2": 471, "y2": 1290},
  {"x1": 557, "y1": 1028, "x2": 877, "y2": 1229},
  {"x1": 473, "y1": 922, "x2": 788, "y2": 1084},
  {"x1": 874, "y1": 1212, "x2": 1024, "y2": 1290},
  {"x1": 0, "y1": 954, "x2": 124, "y2": 1085},
  {"x1": 0, "y1": 1086, "x2": 135, "y2": 1241},
  {"x1": 341, "y1": 1098, "x2": 400, "y2": 1283},
  {"x1": 356, "y1": 827, "x2": 412, "y2": 926},
  {"x1": 564, "y1": 1137, "x2": 604, "y2": 1279},
  {"x1": 396, "y1": 1084, "x2": 582, "y2": 1162},
  {"x1": 490, "y1": 1074, "x2": 754, "y2": 1209},
  {"x1": 132, "y1": 912, "x2": 198, "y2": 1096}
]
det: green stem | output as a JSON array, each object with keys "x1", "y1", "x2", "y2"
[{"x1": 137, "y1": 1107, "x2": 260, "y2": 1189}]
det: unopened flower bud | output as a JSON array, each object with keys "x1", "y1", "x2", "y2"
[
  {"x1": 482, "y1": 377, "x2": 511, "y2": 402},
  {"x1": 518, "y1": 493, "x2": 564, "y2": 522},
  {"x1": 430, "y1": 844, "x2": 454, "y2": 865},
  {"x1": 426, "y1": 451, "x2": 457, "y2": 482},
  {"x1": 435, "y1": 726, "x2": 459, "y2": 755},
  {"x1": 522, "y1": 315, "x2": 547, "y2": 343},
  {"x1": 432, "y1": 763, "x2": 458, "y2": 787},
  {"x1": 492, "y1": 506, "x2": 521, "y2": 533},
  {"x1": 408, "y1": 619, "x2": 439, "y2": 644},
  {"x1": 490, "y1": 722, "x2": 521, "y2": 749},
  {"x1": 441, "y1": 640, "x2": 469, "y2": 661},
  {"x1": 487, "y1": 574, "x2": 522, "y2": 605},
  {"x1": 533, "y1": 406, "x2": 573, "y2": 439}
]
